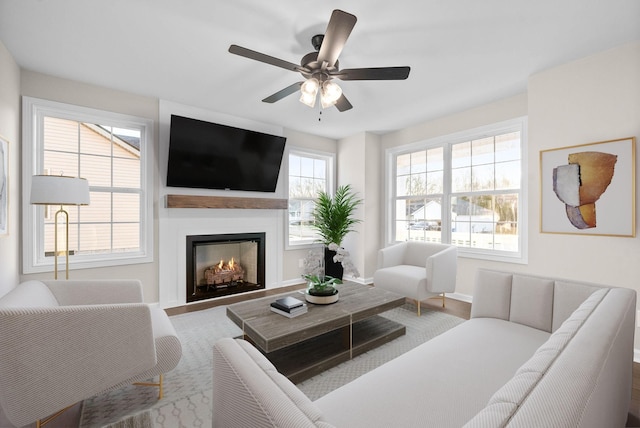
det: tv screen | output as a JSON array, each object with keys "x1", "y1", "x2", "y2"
[{"x1": 166, "y1": 115, "x2": 287, "y2": 192}]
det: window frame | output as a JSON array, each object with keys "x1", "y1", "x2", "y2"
[
  {"x1": 385, "y1": 117, "x2": 528, "y2": 263},
  {"x1": 22, "y1": 96, "x2": 154, "y2": 274},
  {"x1": 285, "y1": 146, "x2": 335, "y2": 250}
]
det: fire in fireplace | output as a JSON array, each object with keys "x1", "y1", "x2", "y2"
[{"x1": 186, "y1": 232, "x2": 265, "y2": 303}]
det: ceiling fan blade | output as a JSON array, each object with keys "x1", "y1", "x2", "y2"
[
  {"x1": 229, "y1": 45, "x2": 308, "y2": 73},
  {"x1": 262, "y1": 82, "x2": 303, "y2": 103},
  {"x1": 333, "y1": 66, "x2": 411, "y2": 81},
  {"x1": 317, "y1": 10, "x2": 357, "y2": 68},
  {"x1": 334, "y1": 93, "x2": 353, "y2": 112}
]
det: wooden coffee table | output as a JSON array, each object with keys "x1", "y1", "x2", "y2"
[{"x1": 226, "y1": 282, "x2": 406, "y2": 383}]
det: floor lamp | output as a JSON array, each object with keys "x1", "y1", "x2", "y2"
[{"x1": 30, "y1": 175, "x2": 90, "y2": 279}]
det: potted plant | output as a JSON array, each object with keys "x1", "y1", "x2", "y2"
[
  {"x1": 303, "y1": 273, "x2": 342, "y2": 304},
  {"x1": 310, "y1": 184, "x2": 362, "y2": 280}
]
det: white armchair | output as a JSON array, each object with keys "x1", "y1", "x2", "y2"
[
  {"x1": 0, "y1": 279, "x2": 182, "y2": 427},
  {"x1": 373, "y1": 241, "x2": 457, "y2": 316}
]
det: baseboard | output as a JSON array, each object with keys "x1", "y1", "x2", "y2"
[{"x1": 447, "y1": 292, "x2": 473, "y2": 303}]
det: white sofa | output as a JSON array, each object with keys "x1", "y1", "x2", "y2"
[
  {"x1": 0, "y1": 279, "x2": 182, "y2": 427},
  {"x1": 212, "y1": 269, "x2": 636, "y2": 427},
  {"x1": 373, "y1": 241, "x2": 457, "y2": 315}
]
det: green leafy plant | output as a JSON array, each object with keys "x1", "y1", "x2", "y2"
[
  {"x1": 303, "y1": 273, "x2": 342, "y2": 295},
  {"x1": 311, "y1": 184, "x2": 363, "y2": 246}
]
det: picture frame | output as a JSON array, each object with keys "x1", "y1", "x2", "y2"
[
  {"x1": 0, "y1": 135, "x2": 7, "y2": 236},
  {"x1": 540, "y1": 137, "x2": 636, "y2": 237}
]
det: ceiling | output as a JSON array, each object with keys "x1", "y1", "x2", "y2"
[{"x1": 1, "y1": 1, "x2": 639, "y2": 140}]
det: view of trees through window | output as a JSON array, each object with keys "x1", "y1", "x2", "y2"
[
  {"x1": 288, "y1": 152, "x2": 329, "y2": 245},
  {"x1": 393, "y1": 130, "x2": 522, "y2": 254}
]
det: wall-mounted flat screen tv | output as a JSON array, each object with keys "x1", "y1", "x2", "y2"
[{"x1": 166, "y1": 115, "x2": 287, "y2": 192}]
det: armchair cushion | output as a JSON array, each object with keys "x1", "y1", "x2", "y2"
[
  {"x1": 373, "y1": 241, "x2": 457, "y2": 302},
  {"x1": 0, "y1": 280, "x2": 59, "y2": 308}
]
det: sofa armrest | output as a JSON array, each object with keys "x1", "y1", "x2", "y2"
[
  {"x1": 42, "y1": 279, "x2": 144, "y2": 305},
  {"x1": 425, "y1": 245, "x2": 457, "y2": 293},
  {"x1": 0, "y1": 303, "x2": 156, "y2": 427},
  {"x1": 377, "y1": 242, "x2": 406, "y2": 269}
]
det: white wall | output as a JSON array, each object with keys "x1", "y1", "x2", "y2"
[{"x1": 0, "y1": 40, "x2": 20, "y2": 296}]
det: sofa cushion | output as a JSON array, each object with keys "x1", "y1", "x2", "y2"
[
  {"x1": 552, "y1": 280, "x2": 601, "y2": 331},
  {"x1": 463, "y1": 288, "x2": 608, "y2": 427},
  {"x1": 315, "y1": 318, "x2": 550, "y2": 428},
  {"x1": 470, "y1": 269, "x2": 513, "y2": 320},
  {"x1": 0, "y1": 281, "x2": 59, "y2": 308},
  {"x1": 509, "y1": 275, "x2": 554, "y2": 332}
]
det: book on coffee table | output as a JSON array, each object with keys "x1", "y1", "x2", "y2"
[
  {"x1": 270, "y1": 304, "x2": 307, "y2": 318},
  {"x1": 271, "y1": 296, "x2": 304, "y2": 312}
]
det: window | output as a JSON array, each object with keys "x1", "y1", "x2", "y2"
[
  {"x1": 22, "y1": 97, "x2": 154, "y2": 273},
  {"x1": 389, "y1": 118, "x2": 527, "y2": 262},
  {"x1": 286, "y1": 148, "x2": 335, "y2": 248}
]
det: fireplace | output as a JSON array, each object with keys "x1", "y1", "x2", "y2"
[{"x1": 186, "y1": 232, "x2": 265, "y2": 303}]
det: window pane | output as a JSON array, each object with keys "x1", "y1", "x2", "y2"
[
  {"x1": 396, "y1": 153, "x2": 411, "y2": 175},
  {"x1": 472, "y1": 163, "x2": 494, "y2": 191},
  {"x1": 471, "y1": 137, "x2": 494, "y2": 165},
  {"x1": 452, "y1": 166, "x2": 471, "y2": 193},
  {"x1": 427, "y1": 147, "x2": 444, "y2": 171},
  {"x1": 43, "y1": 151, "x2": 79, "y2": 177},
  {"x1": 44, "y1": 117, "x2": 78, "y2": 153},
  {"x1": 113, "y1": 193, "x2": 140, "y2": 222},
  {"x1": 408, "y1": 173, "x2": 427, "y2": 195},
  {"x1": 80, "y1": 123, "x2": 112, "y2": 156},
  {"x1": 80, "y1": 154, "x2": 110, "y2": 186},
  {"x1": 495, "y1": 160, "x2": 520, "y2": 190},
  {"x1": 83, "y1": 192, "x2": 111, "y2": 223},
  {"x1": 396, "y1": 175, "x2": 409, "y2": 197},
  {"x1": 114, "y1": 157, "x2": 140, "y2": 188},
  {"x1": 290, "y1": 155, "x2": 301, "y2": 176},
  {"x1": 426, "y1": 171, "x2": 443, "y2": 194},
  {"x1": 452, "y1": 141, "x2": 471, "y2": 168},
  {"x1": 495, "y1": 132, "x2": 520, "y2": 162},
  {"x1": 411, "y1": 151, "x2": 426, "y2": 174},
  {"x1": 113, "y1": 223, "x2": 140, "y2": 251},
  {"x1": 300, "y1": 157, "x2": 314, "y2": 178},
  {"x1": 313, "y1": 159, "x2": 326, "y2": 179}
]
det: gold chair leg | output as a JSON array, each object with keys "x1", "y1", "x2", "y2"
[
  {"x1": 134, "y1": 373, "x2": 164, "y2": 399},
  {"x1": 36, "y1": 403, "x2": 76, "y2": 427},
  {"x1": 417, "y1": 300, "x2": 421, "y2": 317},
  {"x1": 442, "y1": 293, "x2": 446, "y2": 308}
]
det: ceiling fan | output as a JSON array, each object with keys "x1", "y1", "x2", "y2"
[{"x1": 228, "y1": 9, "x2": 410, "y2": 112}]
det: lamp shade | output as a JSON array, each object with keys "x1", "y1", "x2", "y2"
[{"x1": 30, "y1": 175, "x2": 90, "y2": 206}]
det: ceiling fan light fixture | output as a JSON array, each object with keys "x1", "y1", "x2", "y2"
[
  {"x1": 299, "y1": 77, "x2": 319, "y2": 107},
  {"x1": 320, "y1": 80, "x2": 342, "y2": 108}
]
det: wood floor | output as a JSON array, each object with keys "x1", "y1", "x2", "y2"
[{"x1": 10, "y1": 285, "x2": 637, "y2": 427}]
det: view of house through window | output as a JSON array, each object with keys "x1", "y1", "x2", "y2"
[
  {"x1": 391, "y1": 122, "x2": 524, "y2": 259},
  {"x1": 287, "y1": 150, "x2": 333, "y2": 246},
  {"x1": 42, "y1": 117, "x2": 142, "y2": 257}
]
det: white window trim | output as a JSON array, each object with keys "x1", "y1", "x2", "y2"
[
  {"x1": 22, "y1": 96, "x2": 154, "y2": 274},
  {"x1": 284, "y1": 145, "x2": 335, "y2": 250},
  {"x1": 385, "y1": 117, "x2": 528, "y2": 264}
]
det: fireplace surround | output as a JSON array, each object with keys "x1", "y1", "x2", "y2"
[{"x1": 186, "y1": 232, "x2": 265, "y2": 303}]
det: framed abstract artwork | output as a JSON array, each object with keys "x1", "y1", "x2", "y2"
[
  {"x1": 540, "y1": 137, "x2": 636, "y2": 237},
  {"x1": 0, "y1": 135, "x2": 7, "y2": 236}
]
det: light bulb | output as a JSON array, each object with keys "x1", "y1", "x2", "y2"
[
  {"x1": 299, "y1": 78, "x2": 319, "y2": 108},
  {"x1": 320, "y1": 80, "x2": 342, "y2": 108}
]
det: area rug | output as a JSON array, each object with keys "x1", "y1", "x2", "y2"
[{"x1": 79, "y1": 303, "x2": 464, "y2": 427}]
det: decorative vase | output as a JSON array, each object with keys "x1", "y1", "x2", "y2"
[
  {"x1": 324, "y1": 247, "x2": 344, "y2": 280},
  {"x1": 305, "y1": 285, "x2": 339, "y2": 305}
]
